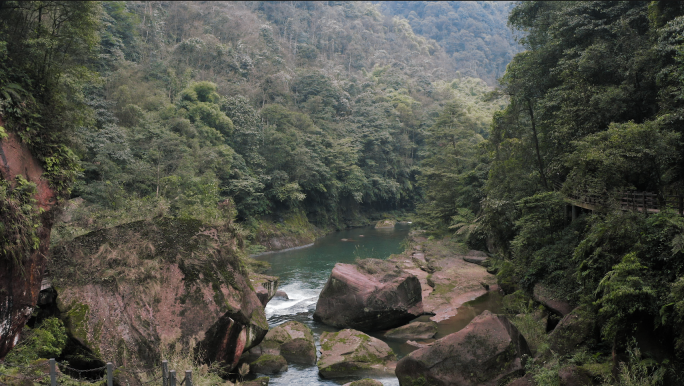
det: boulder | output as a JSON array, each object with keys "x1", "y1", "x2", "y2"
[
  {"x1": 252, "y1": 274, "x2": 279, "y2": 306},
  {"x1": 548, "y1": 306, "x2": 595, "y2": 355},
  {"x1": 406, "y1": 340, "x2": 432, "y2": 349},
  {"x1": 385, "y1": 321, "x2": 437, "y2": 340},
  {"x1": 463, "y1": 250, "x2": 488, "y2": 266},
  {"x1": 250, "y1": 354, "x2": 287, "y2": 374},
  {"x1": 559, "y1": 365, "x2": 594, "y2": 386},
  {"x1": 274, "y1": 290, "x2": 288, "y2": 300},
  {"x1": 395, "y1": 311, "x2": 531, "y2": 386},
  {"x1": 50, "y1": 218, "x2": 268, "y2": 371},
  {"x1": 375, "y1": 219, "x2": 396, "y2": 229},
  {"x1": 0, "y1": 129, "x2": 58, "y2": 359},
  {"x1": 533, "y1": 283, "x2": 572, "y2": 316},
  {"x1": 342, "y1": 379, "x2": 384, "y2": 386},
  {"x1": 314, "y1": 261, "x2": 422, "y2": 331},
  {"x1": 317, "y1": 329, "x2": 396, "y2": 379},
  {"x1": 249, "y1": 321, "x2": 316, "y2": 365}
]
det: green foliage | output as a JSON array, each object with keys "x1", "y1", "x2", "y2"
[
  {"x1": 509, "y1": 312, "x2": 549, "y2": 356},
  {"x1": 51, "y1": 0, "x2": 514, "y2": 234},
  {"x1": 0, "y1": 1, "x2": 101, "y2": 197},
  {"x1": 594, "y1": 253, "x2": 657, "y2": 342},
  {"x1": 0, "y1": 176, "x2": 40, "y2": 268},
  {"x1": 377, "y1": 1, "x2": 521, "y2": 85},
  {"x1": 565, "y1": 121, "x2": 680, "y2": 197},
  {"x1": 416, "y1": 91, "x2": 503, "y2": 236},
  {"x1": 5, "y1": 318, "x2": 68, "y2": 364},
  {"x1": 605, "y1": 339, "x2": 668, "y2": 386},
  {"x1": 462, "y1": 1, "x2": 684, "y2": 363}
]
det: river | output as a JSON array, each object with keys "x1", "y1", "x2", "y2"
[{"x1": 252, "y1": 224, "x2": 502, "y2": 385}]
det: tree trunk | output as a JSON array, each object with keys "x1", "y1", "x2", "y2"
[{"x1": 527, "y1": 99, "x2": 548, "y2": 190}]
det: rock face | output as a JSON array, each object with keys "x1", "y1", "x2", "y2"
[
  {"x1": 548, "y1": 306, "x2": 595, "y2": 355},
  {"x1": 49, "y1": 218, "x2": 268, "y2": 371},
  {"x1": 0, "y1": 129, "x2": 58, "y2": 359},
  {"x1": 395, "y1": 311, "x2": 531, "y2": 386},
  {"x1": 533, "y1": 283, "x2": 573, "y2": 316},
  {"x1": 318, "y1": 329, "x2": 396, "y2": 379},
  {"x1": 313, "y1": 261, "x2": 422, "y2": 331},
  {"x1": 463, "y1": 250, "x2": 488, "y2": 266},
  {"x1": 385, "y1": 321, "x2": 437, "y2": 340},
  {"x1": 248, "y1": 321, "x2": 316, "y2": 365},
  {"x1": 252, "y1": 274, "x2": 279, "y2": 306}
]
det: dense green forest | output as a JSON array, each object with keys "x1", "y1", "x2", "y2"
[
  {"x1": 1, "y1": 1, "x2": 510, "y2": 249},
  {"x1": 428, "y1": 1, "x2": 684, "y2": 382},
  {"x1": 376, "y1": 1, "x2": 521, "y2": 85},
  {"x1": 4, "y1": 0, "x2": 684, "y2": 384}
]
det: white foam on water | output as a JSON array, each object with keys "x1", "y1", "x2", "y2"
[{"x1": 265, "y1": 282, "x2": 321, "y2": 319}]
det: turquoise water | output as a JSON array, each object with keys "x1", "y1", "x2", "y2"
[{"x1": 251, "y1": 224, "x2": 501, "y2": 385}]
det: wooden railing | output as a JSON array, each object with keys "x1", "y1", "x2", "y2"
[{"x1": 553, "y1": 180, "x2": 684, "y2": 215}]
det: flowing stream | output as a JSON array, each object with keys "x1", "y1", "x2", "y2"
[{"x1": 251, "y1": 225, "x2": 502, "y2": 385}]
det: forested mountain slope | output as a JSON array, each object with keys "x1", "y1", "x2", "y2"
[
  {"x1": 421, "y1": 1, "x2": 684, "y2": 382},
  {"x1": 36, "y1": 1, "x2": 506, "y2": 242},
  {"x1": 377, "y1": 1, "x2": 521, "y2": 85},
  {"x1": 0, "y1": 0, "x2": 509, "y2": 370}
]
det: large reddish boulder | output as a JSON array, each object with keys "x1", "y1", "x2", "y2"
[
  {"x1": 395, "y1": 311, "x2": 531, "y2": 386},
  {"x1": 50, "y1": 217, "x2": 268, "y2": 371},
  {"x1": 313, "y1": 260, "x2": 422, "y2": 331},
  {"x1": 0, "y1": 127, "x2": 57, "y2": 359}
]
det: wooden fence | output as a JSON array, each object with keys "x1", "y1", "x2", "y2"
[{"x1": 568, "y1": 190, "x2": 684, "y2": 215}]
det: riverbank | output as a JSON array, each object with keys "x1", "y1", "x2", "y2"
[{"x1": 387, "y1": 232, "x2": 498, "y2": 323}]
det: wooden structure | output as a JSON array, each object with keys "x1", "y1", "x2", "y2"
[{"x1": 563, "y1": 188, "x2": 684, "y2": 219}]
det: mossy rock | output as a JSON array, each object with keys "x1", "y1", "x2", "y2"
[
  {"x1": 375, "y1": 219, "x2": 396, "y2": 229},
  {"x1": 260, "y1": 321, "x2": 316, "y2": 364},
  {"x1": 579, "y1": 361, "x2": 611, "y2": 381},
  {"x1": 342, "y1": 379, "x2": 384, "y2": 386},
  {"x1": 547, "y1": 306, "x2": 596, "y2": 355},
  {"x1": 241, "y1": 376, "x2": 270, "y2": 386},
  {"x1": 558, "y1": 364, "x2": 595, "y2": 385},
  {"x1": 317, "y1": 329, "x2": 396, "y2": 379},
  {"x1": 502, "y1": 290, "x2": 534, "y2": 314},
  {"x1": 496, "y1": 261, "x2": 519, "y2": 294},
  {"x1": 250, "y1": 354, "x2": 287, "y2": 374}
]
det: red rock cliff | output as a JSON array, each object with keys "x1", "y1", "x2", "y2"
[{"x1": 0, "y1": 117, "x2": 58, "y2": 359}]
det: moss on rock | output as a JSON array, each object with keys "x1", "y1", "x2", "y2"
[
  {"x1": 250, "y1": 354, "x2": 287, "y2": 374},
  {"x1": 317, "y1": 329, "x2": 396, "y2": 379}
]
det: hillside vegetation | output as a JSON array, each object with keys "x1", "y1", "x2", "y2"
[
  {"x1": 0, "y1": 1, "x2": 508, "y2": 245},
  {"x1": 418, "y1": 1, "x2": 684, "y2": 382},
  {"x1": 377, "y1": 1, "x2": 521, "y2": 85}
]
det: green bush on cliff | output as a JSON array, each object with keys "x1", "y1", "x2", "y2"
[
  {"x1": 0, "y1": 176, "x2": 40, "y2": 268},
  {"x1": 5, "y1": 317, "x2": 68, "y2": 364}
]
